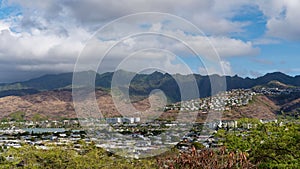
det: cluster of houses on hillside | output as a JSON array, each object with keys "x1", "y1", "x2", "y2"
[
  {"x1": 164, "y1": 89, "x2": 256, "y2": 112},
  {"x1": 254, "y1": 87, "x2": 300, "y2": 95}
]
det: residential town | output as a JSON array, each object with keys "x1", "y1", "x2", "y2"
[
  {"x1": 164, "y1": 89, "x2": 256, "y2": 112},
  {"x1": 254, "y1": 86, "x2": 300, "y2": 95},
  {"x1": 0, "y1": 116, "x2": 282, "y2": 158},
  {"x1": 0, "y1": 88, "x2": 293, "y2": 158}
]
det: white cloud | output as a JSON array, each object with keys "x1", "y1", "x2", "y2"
[
  {"x1": 194, "y1": 35, "x2": 259, "y2": 58},
  {"x1": 0, "y1": 23, "x2": 90, "y2": 78},
  {"x1": 5, "y1": 0, "x2": 299, "y2": 82},
  {"x1": 198, "y1": 60, "x2": 233, "y2": 76},
  {"x1": 8, "y1": 0, "x2": 250, "y2": 35},
  {"x1": 115, "y1": 49, "x2": 193, "y2": 75},
  {"x1": 220, "y1": 60, "x2": 233, "y2": 75},
  {"x1": 256, "y1": 0, "x2": 300, "y2": 41},
  {"x1": 0, "y1": 21, "x2": 10, "y2": 31},
  {"x1": 0, "y1": 13, "x2": 258, "y2": 82},
  {"x1": 74, "y1": 28, "x2": 257, "y2": 75}
]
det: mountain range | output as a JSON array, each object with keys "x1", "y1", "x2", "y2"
[
  {"x1": 0, "y1": 70, "x2": 299, "y2": 120},
  {"x1": 0, "y1": 70, "x2": 300, "y2": 102}
]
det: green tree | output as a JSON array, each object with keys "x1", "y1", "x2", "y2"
[{"x1": 217, "y1": 119, "x2": 300, "y2": 168}]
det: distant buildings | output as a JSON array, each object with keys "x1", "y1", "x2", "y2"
[
  {"x1": 254, "y1": 87, "x2": 300, "y2": 95},
  {"x1": 164, "y1": 89, "x2": 256, "y2": 112},
  {"x1": 106, "y1": 117, "x2": 141, "y2": 124}
]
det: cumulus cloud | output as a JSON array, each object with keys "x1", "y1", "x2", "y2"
[
  {"x1": 0, "y1": 21, "x2": 10, "y2": 31},
  {"x1": 73, "y1": 26, "x2": 258, "y2": 76},
  {"x1": 8, "y1": 0, "x2": 249, "y2": 35},
  {"x1": 0, "y1": 21, "x2": 91, "y2": 82},
  {"x1": 256, "y1": 0, "x2": 300, "y2": 41},
  {"x1": 198, "y1": 60, "x2": 233, "y2": 76},
  {"x1": 0, "y1": 8, "x2": 259, "y2": 83},
  {"x1": 2, "y1": 0, "x2": 298, "y2": 82}
]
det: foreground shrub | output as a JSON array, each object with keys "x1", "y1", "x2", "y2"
[{"x1": 156, "y1": 147, "x2": 256, "y2": 169}]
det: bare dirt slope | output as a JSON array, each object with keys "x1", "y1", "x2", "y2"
[
  {"x1": 0, "y1": 91, "x2": 76, "y2": 120},
  {"x1": 0, "y1": 90, "x2": 164, "y2": 120},
  {"x1": 223, "y1": 95, "x2": 279, "y2": 120},
  {"x1": 0, "y1": 91, "x2": 290, "y2": 121}
]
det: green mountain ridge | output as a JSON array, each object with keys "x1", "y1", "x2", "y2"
[{"x1": 0, "y1": 70, "x2": 300, "y2": 102}]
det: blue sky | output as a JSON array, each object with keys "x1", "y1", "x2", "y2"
[
  {"x1": 0, "y1": 0, "x2": 16, "y2": 18},
  {"x1": 0, "y1": 0, "x2": 299, "y2": 82}
]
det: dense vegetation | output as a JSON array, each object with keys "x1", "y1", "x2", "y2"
[
  {"x1": 0, "y1": 144, "x2": 255, "y2": 169},
  {"x1": 0, "y1": 119, "x2": 299, "y2": 168},
  {"x1": 0, "y1": 143, "x2": 156, "y2": 169},
  {"x1": 216, "y1": 118, "x2": 300, "y2": 168}
]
